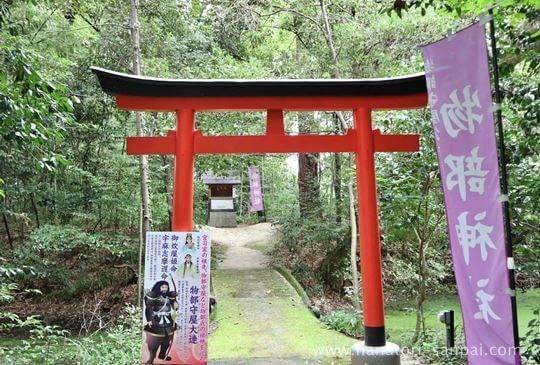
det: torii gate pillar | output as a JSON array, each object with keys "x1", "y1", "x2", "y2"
[
  {"x1": 354, "y1": 108, "x2": 385, "y2": 345},
  {"x1": 173, "y1": 109, "x2": 195, "y2": 231}
]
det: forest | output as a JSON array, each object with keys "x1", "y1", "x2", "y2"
[{"x1": 0, "y1": 0, "x2": 538, "y2": 364}]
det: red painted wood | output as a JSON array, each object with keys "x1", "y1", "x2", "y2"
[
  {"x1": 172, "y1": 110, "x2": 195, "y2": 231},
  {"x1": 115, "y1": 94, "x2": 428, "y2": 112},
  {"x1": 266, "y1": 110, "x2": 284, "y2": 135},
  {"x1": 193, "y1": 130, "x2": 357, "y2": 154},
  {"x1": 373, "y1": 129, "x2": 419, "y2": 152},
  {"x1": 354, "y1": 108, "x2": 385, "y2": 334},
  {"x1": 126, "y1": 135, "x2": 175, "y2": 155},
  {"x1": 125, "y1": 130, "x2": 419, "y2": 155}
]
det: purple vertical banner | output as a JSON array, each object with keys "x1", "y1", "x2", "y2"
[
  {"x1": 248, "y1": 165, "x2": 264, "y2": 212},
  {"x1": 423, "y1": 23, "x2": 519, "y2": 364}
]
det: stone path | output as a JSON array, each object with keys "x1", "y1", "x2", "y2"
[{"x1": 207, "y1": 223, "x2": 274, "y2": 270}]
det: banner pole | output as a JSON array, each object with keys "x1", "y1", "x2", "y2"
[{"x1": 487, "y1": 7, "x2": 520, "y2": 350}]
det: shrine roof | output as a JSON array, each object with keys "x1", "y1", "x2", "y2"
[
  {"x1": 91, "y1": 67, "x2": 427, "y2": 98},
  {"x1": 202, "y1": 171, "x2": 241, "y2": 185}
]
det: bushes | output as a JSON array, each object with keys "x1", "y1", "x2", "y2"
[
  {"x1": 321, "y1": 310, "x2": 362, "y2": 338},
  {"x1": 0, "y1": 305, "x2": 142, "y2": 365},
  {"x1": 410, "y1": 328, "x2": 466, "y2": 365},
  {"x1": 521, "y1": 309, "x2": 540, "y2": 364},
  {"x1": 0, "y1": 225, "x2": 138, "y2": 333},
  {"x1": 22, "y1": 224, "x2": 135, "y2": 260},
  {"x1": 0, "y1": 261, "x2": 42, "y2": 335},
  {"x1": 11, "y1": 224, "x2": 137, "y2": 300},
  {"x1": 66, "y1": 305, "x2": 142, "y2": 365},
  {"x1": 273, "y1": 206, "x2": 352, "y2": 295}
]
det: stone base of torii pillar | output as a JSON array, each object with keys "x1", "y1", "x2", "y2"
[{"x1": 351, "y1": 341, "x2": 401, "y2": 365}]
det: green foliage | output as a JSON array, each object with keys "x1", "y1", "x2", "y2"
[
  {"x1": 11, "y1": 225, "x2": 137, "y2": 300},
  {"x1": 0, "y1": 47, "x2": 73, "y2": 175},
  {"x1": 521, "y1": 309, "x2": 540, "y2": 364},
  {"x1": 0, "y1": 260, "x2": 40, "y2": 314},
  {"x1": 23, "y1": 224, "x2": 134, "y2": 259},
  {"x1": 0, "y1": 2, "x2": 537, "y2": 363},
  {"x1": 0, "y1": 305, "x2": 141, "y2": 365},
  {"x1": 65, "y1": 305, "x2": 142, "y2": 365},
  {"x1": 194, "y1": 179, "x2": 209, "y2": 226},
  {"x1": 0, "y1": 258, "x2": 53, "y2": 365},
  {"x1": 321, "y1": 310, "x2": 362, "y2": 338},
  {"x1": 503, "y1": 75, "x2": 540, "y2": 289},
  {"x1": 410, "y1": 328, "x2": 467, "y2": 365},
  {"x1": 0, "y1": 322, "x2": 70, "y2": 365},
  {"x1": 274, "y1": 205, "x2": 352, "y2": 293}
]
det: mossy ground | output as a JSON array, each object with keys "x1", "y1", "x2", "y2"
[
  {"x1": 208, "y1": 269, "x2": 355, "y2": 364},
  {"x1": 244, "y1": 241, "x2": 273, "y2": 255}
]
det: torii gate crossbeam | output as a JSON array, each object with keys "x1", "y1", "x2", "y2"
[{"x1": 92, "y1": 67, "x2": 428, "y2": 350}]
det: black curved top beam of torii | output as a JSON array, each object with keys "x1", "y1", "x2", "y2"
[{"x1": 91, "y1": 66, "x2": 427, "y2": 99}]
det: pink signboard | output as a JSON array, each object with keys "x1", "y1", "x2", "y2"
[
  {"x1": 422, "y1": 23, "x2": 519, "y2": 364},
  {"x1": 248, "y1": 166, "x2": 264, "y2": 212},
  {"x1": 142, "y1": 232, "x2": 211, "y2": 365}
]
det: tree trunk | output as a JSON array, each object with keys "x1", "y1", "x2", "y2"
[
  {"x1": 130, "y1": 0, "x2": 152, "y2": 235},
  {"x1": 412, "y1": 226, "x2": 427, "y2": 344},
  {"x1": 333, "y1": 114, "x2": 342, "y2": 224},
  {"x1": 348, "y1": 179, "x2": 361, "y2": 311},
  {"x1": 297, "y1": 152, "x2": 320, "y2": 217},
  {"x1": 137, "y1": 203, "x2": 144, "y2": 307},
  {"x1": 30, "y1": 193, "x2": 40, "y2": 228},
  {"x1": 295, "y1": 31, "x2": 320, "y2": 219},
  {"x1": 2, "y1": 211, "x2": 13, "y2": 251},
  {"x1": 297, "y1": 117, "x2": 320, "y2": 218},
  {"x1": 319, "y1": 0, "x2": 360, "y2": 308},
  {"x1": 161, "y1": 155, "x2": 173, "y2": 231},
  {"x1": 130, "y1": 0, "x2": 150, "y2": 309},
  {"x1": 411, "y1": 174, "x2": 438, "y2": 344}
]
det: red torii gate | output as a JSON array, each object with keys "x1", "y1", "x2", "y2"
[{"x1": 92, "y1": 67, "x2": 427, "y2": 348}]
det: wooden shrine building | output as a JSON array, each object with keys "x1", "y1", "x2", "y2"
[{"x1": 201, "y1": 171, "x2": 240, "y2": 227}]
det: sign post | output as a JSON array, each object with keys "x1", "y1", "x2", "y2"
[{"x1": 143, "y1": 231, "x2": 211, "y2": 365}]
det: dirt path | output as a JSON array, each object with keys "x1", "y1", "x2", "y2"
[
  {"x1": 206, "y1": 223, "x2": 274, "y2": 270},
  {"x1": 206, "y1": 223, "x2": 419, "y2": 365}
]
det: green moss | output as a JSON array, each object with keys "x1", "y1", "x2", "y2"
[
  {"x1": 209, "y1": 269, "x2": 355, "y2": 362},
  {"x1": 245, "y1": 240, "x2": 272, "y2": 254},
  {"x1": 208, "y1": 296, "x2": 256, "y2": 358},
  {"x1": 273, "y1": 265, "x2": 311, "y2": 307}
]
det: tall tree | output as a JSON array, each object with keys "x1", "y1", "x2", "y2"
[
  {"x1": 297, "y1": 116, "x2": 321, "y2": 218},
  {"x1": 318, "y1": 0, "x2": 360, "y2": 310},
  {"x1": 129, "y1": 0, "x2": 152, "y2": 235},
  {"x1": 129, "y1": 0, "x2": 151, "y2": 307}
]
